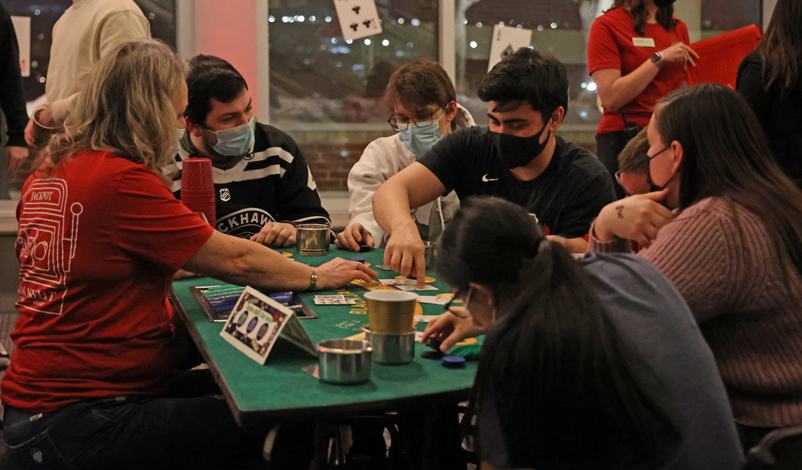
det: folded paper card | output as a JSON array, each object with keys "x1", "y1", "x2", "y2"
[{"x1": 220, "y1": 286, "x2": 317, "y2": 364}]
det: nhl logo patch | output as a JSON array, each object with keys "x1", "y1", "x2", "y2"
[{"x1": 219, "y1": 188, "x2": 231, "y2": 202}]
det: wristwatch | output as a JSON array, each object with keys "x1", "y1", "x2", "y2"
[
  {"x1": 308, "y1": 270, "x2": 318, "y2": 291},
  {"x1": 650, "y1": 51, "x2": 664, "y2": 69}
]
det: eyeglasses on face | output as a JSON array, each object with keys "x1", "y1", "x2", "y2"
[
  {"x1": 443, "y1": 288, "x2": 472, "y2": 318},
  {"x1": 387, "y1": 108, "x2": 445, "y2": 132}
]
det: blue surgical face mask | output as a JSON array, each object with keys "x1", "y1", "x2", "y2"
[
  {"x1": 398, "y1": 112, "x2": 445, "y2": 156},
  {"x1": 205, "y1": 116, "x2": 255, "y2": 157}
]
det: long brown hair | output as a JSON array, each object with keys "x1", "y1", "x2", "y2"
[
  {"x1": 655, "y1": 84, "x2": 802, "y2": 278},
  {"x1": 610, "y1": 0, "x2": 678, "y2": 36},
  {"x1": 754, "y1": 0, "x2": 802, "y2": 94},
  {"x1": 39, "y1": 39, "x2": 185, "y2": 185}
]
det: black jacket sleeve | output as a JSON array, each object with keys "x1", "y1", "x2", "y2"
[
  {"x1": 0, "y1": 4, "x2": 29, "y2": 148},
  {"x1": 273, "y1": 132, "x2": 331, "y2": 225},
  {"x1": 736, "y1": 53, "x2": 772, "y2": 125}
]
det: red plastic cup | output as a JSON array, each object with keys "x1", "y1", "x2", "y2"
[{"x1": 181, "y1": 158, "x2": 214, "y2": 194}]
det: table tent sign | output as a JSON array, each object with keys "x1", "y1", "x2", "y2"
[
  {"x1": 220, "y1": 287, "x2": 317, "y2": 364},
  {"x1": 333, "y1": 0, "x2": 383, "y2": 42}
]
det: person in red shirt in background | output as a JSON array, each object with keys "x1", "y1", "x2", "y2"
[
  {"x1": 3, "y1": 39, "x2": 375, "y2": 470},
  {"x1": 589, "y1": 0, "x2": 697, "y2": 199}
]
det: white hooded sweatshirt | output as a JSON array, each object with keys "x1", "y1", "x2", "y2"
[{"x1": 347, "y1": 104, "x2": 476, "y2": 245}]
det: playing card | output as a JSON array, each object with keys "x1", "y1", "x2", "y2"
[
  {"x1": 375, "y1": 265, "x2": 394, "y2": 271},
  {"x1": 413, "y1": 315, "x2": 442, "y2": 323},
  {"x1": 488, "y1": 24, "x2": 533, "y2": 71},
  {"x1": 395, "y1": 284, "x2": 438, "y2": 292},
  {"x1": 417, "y1": 296, "x2": 449, "y2": 305},
  {"x1": 315, "y1": 295, "x2": 345, "y2": 301},
  {"x1": 314, "y1": 298, "x2": 357, "y2": 305},
  {"x1": 332, "y1": 0, "x2": 383, "y2": 42}
]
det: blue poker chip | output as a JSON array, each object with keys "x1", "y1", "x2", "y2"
[
  {"x1": 441, "y1": 356, "x2": 466, "y2": 369},
  {"x1": 349, "y1": 257, "x2": 366, "y2": 264}
]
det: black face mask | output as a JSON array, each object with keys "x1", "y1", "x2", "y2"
[
  {"x1": 653, "y1": 0, "x2": 676, "y2": 7},
  {"x1": 489, "y1": 120, "x2": 551, "y2": 170}
]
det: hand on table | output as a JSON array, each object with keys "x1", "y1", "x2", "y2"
[
  {"x1": 315, "y1": 257, "x2": 378, "y2": 290},
  {"x1": 660, "y1": 43, "x2": 699, "y2": 70},
  {"x1": 421, "y1": 309, "x2": 480, "y2": 352},
  {"x1": 594, "y1": 189, "x2": 675, "y2": 248},
  {"x1": 334, "y1": 223, "x2": 374, "y2": 252},
  {"x1": 174, "y1": 269, "x2": 197, "y2": 280},
  {"x1": 383, "y1": 222, "x2": 426, "y2": 288},
  {"x1": 250, "y1": 222, "x2": 297, "y2": 247},
  {"x1": 5, "y1": 146, "x2": 29, "y2": 173}
]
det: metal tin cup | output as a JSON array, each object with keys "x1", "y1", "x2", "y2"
[
  {"x1": 364, "y1": 291, "x2": 418, "y2": 334},
  {"x1": 423, "y1": 241, "x2": 436, "y2": 269},
  {"x1": 296, "y1": 224, "x2": 331, "y2": 256},
  {"x1": 316, "y1": 339, "x2": 373, "y2": 385},
  {"x1": 365, "y1": 328, "x2": 416, "y2": 365}
]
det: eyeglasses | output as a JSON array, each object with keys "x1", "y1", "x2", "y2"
[
  {"x1": 388, "y1": 108, "x2": 445, "y2": 132},
  {"x1": 443, "y1": 288, "x2": 472, "y2": 318},
  {"x1": 614, "y1": 171, "x2": 632, "y2": 197}
]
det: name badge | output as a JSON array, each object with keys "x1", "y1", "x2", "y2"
[{"x1": 632, "y1": 37, "x2": 656, "y2": 47}]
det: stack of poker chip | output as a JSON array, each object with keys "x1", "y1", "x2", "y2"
[{"x1": 181, "y1": 158, "x2": 216, "y2": 226}]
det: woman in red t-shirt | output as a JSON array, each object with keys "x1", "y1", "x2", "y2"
[
  {"x1": 588, "y1": 0, "x2": 697, "y2": 198},
  {"x1": 3, "y1": 39, "x2": 376, "y2": 470}
]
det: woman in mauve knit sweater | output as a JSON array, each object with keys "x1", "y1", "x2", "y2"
[{"x1": 589, "y1": 83, "x2": 802, "y2": 454}]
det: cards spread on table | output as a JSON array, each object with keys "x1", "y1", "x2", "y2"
[
  {"x1": 374, "y1": 265, "x2": 394, "y2": 271},
  {"x1": 395, "y1": 284, "x2": 437, "y2": 292},
  {"x1": 378, "y1": 278, "x2": 438, "y2": 291},
  {"x1": 220, "y1": 287, "x2": 317, "y2": 364},
  {"x1": 332, "y1": 0, "x2": 382, "y2": 41}
]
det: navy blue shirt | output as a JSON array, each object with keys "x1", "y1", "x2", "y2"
[{"x1": 479, "y1": 253, "x2": 744, "y2": 469}]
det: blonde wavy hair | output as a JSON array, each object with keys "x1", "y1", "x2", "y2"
[{"x1": 39, "y1": 39, "x2": 186, "y2": 185}]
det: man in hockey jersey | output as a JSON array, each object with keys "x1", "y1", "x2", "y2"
[{"x1": 169, "y1": 55, "x2": 329, "y2": 247}]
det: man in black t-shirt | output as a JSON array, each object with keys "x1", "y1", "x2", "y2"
[{"x1": 373, "y1": 48, "x2": 615, "y2": 286}]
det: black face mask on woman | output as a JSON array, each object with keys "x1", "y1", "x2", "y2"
[
  {"x1": 489, "y1": 120, "x2": 551, "y2": 170},
  {"x1": 653, "y1": 0, "x2": 676, "y2": 7}
]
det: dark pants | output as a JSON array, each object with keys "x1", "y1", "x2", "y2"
[
  {"x1": 3, "y1": 370, "x2": 313, "y2": 470},
  {"x1": 596, "y1": 130, "x2": 636, "y2": 200}
]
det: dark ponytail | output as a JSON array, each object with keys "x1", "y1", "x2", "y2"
[{"x1": 435, "y1": 197, "x2": 680, "y2": 469}]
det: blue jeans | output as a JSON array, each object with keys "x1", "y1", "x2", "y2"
[{"x1": 3, "y1": 371, "x2": 310, "y2": 470}]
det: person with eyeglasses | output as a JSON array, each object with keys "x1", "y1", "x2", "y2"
[
  {"x1": 373, "y1": 48, "x2": 616, "y2": 287},
  {"x1": 590, "y1": 84, "x2": 802, "y2": 455},
  {"x1": 335, "y1": 59, "x2": 475, "y2": 251},
  {"x1": 421, "y1": 196, "x2": 743, "y2": 470},
  {"x1": 164, "y1": 55, "x2": 330, "y2": 247}
]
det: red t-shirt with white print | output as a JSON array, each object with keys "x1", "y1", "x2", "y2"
[{"x1": 2, "y1": 151, "x2": 213, "y2": 413}]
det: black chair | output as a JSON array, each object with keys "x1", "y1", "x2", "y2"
[{"x1": 742, "y1": 426, "x2": 802, "y2": 470}]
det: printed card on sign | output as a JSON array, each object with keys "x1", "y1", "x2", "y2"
[
  {"x1": 488, "y1": 24, "x2": 533, "y2": 72},
  {"x1": 220, "y1": 287, "x2": 317, "y2": 364},
  {"x1": 333, "y1": 0, "x2": 383, "y2": 42}
]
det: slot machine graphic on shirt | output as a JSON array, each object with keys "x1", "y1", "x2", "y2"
[{"x1": 15, "y1": 179, "x2": 82, "y2": 315}]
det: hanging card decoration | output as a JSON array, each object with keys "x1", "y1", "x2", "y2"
[{"x1": 332, "y1": 0, "x2": 383, "y2": 41}]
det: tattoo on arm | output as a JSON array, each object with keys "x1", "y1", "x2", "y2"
[{"x1": 616, "y1": 205, "x2": 624, "y2": 219}]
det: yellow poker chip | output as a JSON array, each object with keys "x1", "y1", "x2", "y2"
[
  {"x1": 281, "y1": 252, "x2": 293, "y2": 257},
  {"x1": 456, "y1": 337, "x2": 478, "y2": 346},
  {"x1": 364, "y1": 262, "x2": 371, "y2": 267},
  {"x1": 436, "y1": 293, "x2": 455, "y2": 299},
  {"x1": 394, "y1": 275, "x2": 436, "y2": 283}
]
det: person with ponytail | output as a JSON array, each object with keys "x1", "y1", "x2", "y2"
[
  {"x1": 422, "y1": 196, "x2": 743, "y2": 470},
  {"x1": 588, "y1": 0, "x2": 697, "y2": 198},
  {"x1": 590, "y1": 83, "x2": 802, "y2": 454}
]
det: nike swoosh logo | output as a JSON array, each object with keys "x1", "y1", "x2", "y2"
[{"x1": 482, "y1": 174, "x2": 499, "y2": 182}]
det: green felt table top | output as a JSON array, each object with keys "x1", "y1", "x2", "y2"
[{"x1": 171, "y1": 246, "x2": 479, "y2": 424}]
